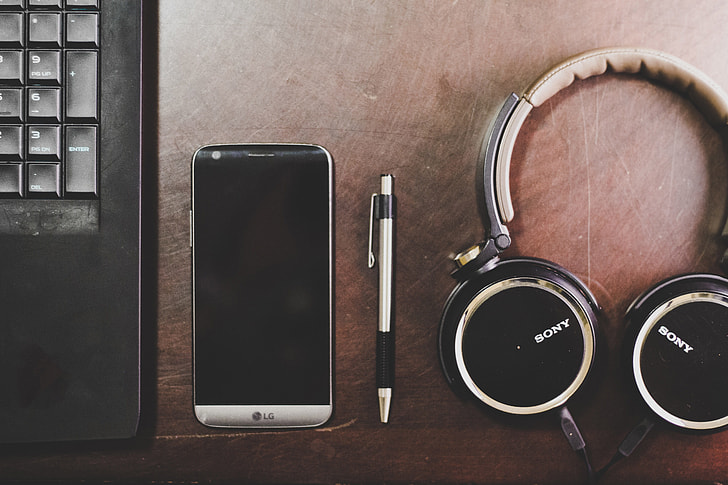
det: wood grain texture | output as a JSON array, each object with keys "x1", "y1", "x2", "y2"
[{"x1": 2, "y1": 0, "x2": 728, "y2": 483}]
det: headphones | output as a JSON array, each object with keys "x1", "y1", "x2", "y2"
[{"x1": 438, "y1": 47, "x2": 728, "y2": 479}]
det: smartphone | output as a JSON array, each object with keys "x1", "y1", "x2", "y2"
[{"x1": 191, "y1": 144, "x2": 333, "y2": 428}]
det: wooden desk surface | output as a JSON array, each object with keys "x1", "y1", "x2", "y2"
[{"x1": 4, "y1": 1, "x2": 728, "y2": 483}]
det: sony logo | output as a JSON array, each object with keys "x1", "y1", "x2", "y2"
[
  {"x1": 658, "y1": 325, "x2": 694, "y2": 353},
  {"x1": 534, "y1": 318, "x2": 570, "y2": 344}
]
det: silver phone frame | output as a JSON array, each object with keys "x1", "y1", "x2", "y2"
[{"x1": 191, "y1": 143, "x2": 333, "y2": 429}]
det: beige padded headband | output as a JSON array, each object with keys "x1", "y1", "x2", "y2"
[{"x1": 495, "y1": 47, "x2": 728, "y2": 223}]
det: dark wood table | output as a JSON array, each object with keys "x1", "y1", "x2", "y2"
[{"x1": 3, "y1": 1, "x2": 728, "y2": 483}]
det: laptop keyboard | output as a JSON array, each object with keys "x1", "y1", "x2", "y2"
[
  {"x1": 0, "y1": 0, "x2": 98, "y2": 199},
  {"x1": 0, "y1": 0, "x2": 140, "y2": 443}
]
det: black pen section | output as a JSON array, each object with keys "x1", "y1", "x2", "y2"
[
  {"x1": 376, "y1": 330, "x2": 395, "y2": 389},
  {"x1": 374, "y1": 194, "x2": 396, "y2": 220}
]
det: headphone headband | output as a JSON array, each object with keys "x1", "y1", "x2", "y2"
[
  {"x1": 488, "y1": 47, "x2": 728, "y2": 226},
  {"x1": 526, "y1": 47, "x2": 728, "y2": 122}
]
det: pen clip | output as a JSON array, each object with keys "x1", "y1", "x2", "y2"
[{"x1": 368, "y1": 193, "x2": 377, "y2": 268}]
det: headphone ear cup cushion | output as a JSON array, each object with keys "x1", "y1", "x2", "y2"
[
  {"x1": 626, "y1": 274, "x2": 728, "y2": 431},
  {"x1": 439, "y1": 258, "x2": 599, "y2": 415}
]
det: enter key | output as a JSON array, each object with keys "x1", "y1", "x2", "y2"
[{"x1": 65, "y1": 125, "x2": 96, "y2": 196}]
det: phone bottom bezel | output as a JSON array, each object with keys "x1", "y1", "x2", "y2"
[{"x1": 194, "y1": 404, "x2": 332, "y2": 429}]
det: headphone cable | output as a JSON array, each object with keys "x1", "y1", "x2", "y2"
[
  {"x1": 596, "y1": 416, "x2": 655, "y2": 480},
  {"x1": 559, "y1": 406, "x2": 597, "y2": 485}
]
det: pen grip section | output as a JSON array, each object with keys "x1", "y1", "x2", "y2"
[{"x1": 376, "y1": 330, "x2": 395, "y2": 388}]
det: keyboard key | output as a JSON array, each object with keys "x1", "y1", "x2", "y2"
[
  {"x1": 0, "y1": 162, "x2": 22, "y2": 196},
  {"x1": 66, "y1": 0, "x2": 99, "y2": 10},
  {"x1": 65, "y1": 50, "x2": 97, "y2": 121},
  {"x1": 29, "y1": 13, "x2": 61, "y2": 47},
  {"x1": 27, "y1": 162, "x2": 60, "y2": 197},
  {"x1": 0, "y1": 125, "x2": 21, "y2": 160},
  {"x1": 27, "y1": 87, "x2": 60, "y2": 121},
  {"x1": 65, "y1": 125, "x2": 96, "y2": 195},
  {"x1": 0, "y1": 88, "x2": 22, "y2": 121},
  {"x1": 28, "y1": 125, "x2": 60, "y2": 160},
  {"x1": 0, "y1": 13, "x2": 23, "y2": 47},
  {"x1": 66, "y1": 13, "x2": 98, "y2": 47},
  {"x1": 0, "y1": 50, "x2": 23, "y2": 84},
  {"x1": 29, "y1": 0, "x2": 61, "y2": 9},
  {"x1": 28, "y1": 50, "x2": 61, "y2": 85},
  {"x1": 0, "y1": 1, "x2": 25, "y2": 10},
  {"x1": 66, "y1": 0, "x2": 97, "y2": 8}
]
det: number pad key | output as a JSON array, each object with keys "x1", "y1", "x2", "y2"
[
  {"x1": 65, "y1": 125, "x2": 95, "y2": 195},
  {"x1": 0, "y1": 88, "x2": 22, "y2": 121},
  {"x1": 65, "y1": 50, "x2": 97, "y2": 121},
  {"x1": 0, "y1": 50, "x2": 23, "y2": 84},
  {"x1": 28, "y1": 125, "x2": 59, "y2": 160},
  {"x1": 28, "y1": 50, "x2": 60, "y2": 84},
  {"x1": 29, "y1": 13, "x2": 61, "y2": 47},
  {"x1": 0, "y1": 124, "x2": 21, "y2": 159},
  {"x1": 29, "y1": 0, "x2": 61, "y2": 8},
  {"x1": 66, "y1": 13, "x2": 97, "y2": 47},
  {"x1": 66, "y1": 0, "x2": 98, "y2": 8},
  {"x1": 27, "y1": 162, "x2": 60, "y2": 197},
  {"x1": 0, "y1": 13, "x2": 23, "y2": 47},
  {"x1": 0, "y1": 1, "x2": 26, "y2": 10},
  {"x1": 0, "y1": 162, "x2": 22, "y2": 197},
  {"x1": 27, "y1": 87, "x2": 60, "y2": 121}
]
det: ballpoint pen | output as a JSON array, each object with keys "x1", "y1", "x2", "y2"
[{"x1": 368, "y1": 174, "x2": 396, "y2": 423}]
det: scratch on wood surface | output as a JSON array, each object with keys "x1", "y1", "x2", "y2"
[
  {"x1": 578, "y1": 90, "x2": 592, "y2": 284},
  {"x1": 316, "y1": 418, "x2": 358, "y2": 432}
]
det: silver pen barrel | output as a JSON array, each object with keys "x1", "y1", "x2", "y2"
[{"x1": 371, "y1": 174, "x2": 395, "y2": 423}]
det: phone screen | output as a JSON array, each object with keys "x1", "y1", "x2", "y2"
[{"x1": 192, "y1": 145, "x2": 332, "y2": 420}]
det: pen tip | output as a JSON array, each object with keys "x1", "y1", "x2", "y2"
[{"x1": 379, "y1": 390, "x2": 391, "y2": 423}]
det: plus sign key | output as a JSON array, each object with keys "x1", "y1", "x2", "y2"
[{"x1": 65, "y1": 51, "x2": 97, "y2": 122}]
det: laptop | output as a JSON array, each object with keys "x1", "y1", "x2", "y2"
[{"x1": 0, "y1": 0, "x2": 142, "y2": 442}]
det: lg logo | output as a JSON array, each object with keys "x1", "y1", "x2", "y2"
[{"x1": 252, "y1": 412, "x2": 275, "y2": 421}]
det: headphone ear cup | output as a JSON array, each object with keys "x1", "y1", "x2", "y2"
[
  {"x1": 626, "y1": 274, "x2": 728, "y2": 431},
  {"x1": 439, "y1": 258, "x2": 599, "y2": 415}
]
